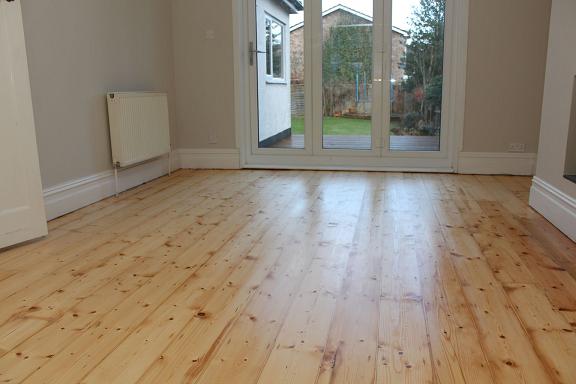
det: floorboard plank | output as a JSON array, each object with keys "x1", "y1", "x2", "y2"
[{"x1": 0, "y1": 170, "x2": 573, "y2": 384}]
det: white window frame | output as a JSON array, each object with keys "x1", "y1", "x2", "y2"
[{"x1": 265, "y1": 15, "x2": 286, "y2": 82}]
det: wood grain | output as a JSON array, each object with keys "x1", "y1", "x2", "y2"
[{"x1": 0, "y1": 170, "x2": 573, "y2": 384}]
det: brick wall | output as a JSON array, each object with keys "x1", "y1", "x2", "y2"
[{"x1": 289, "y1": 9, "x2": 407, "y2": 82}]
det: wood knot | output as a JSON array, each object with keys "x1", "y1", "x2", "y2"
[{"x1": 196, "y1": 311, "x2": 209, "y2": 319}]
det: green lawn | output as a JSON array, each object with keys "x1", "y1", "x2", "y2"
[{"x1": 291, "y1": 117, "x2": 399, "y2": 135}]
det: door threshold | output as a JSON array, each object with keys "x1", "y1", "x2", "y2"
[{"x1": 242, "y1": 163, "x2": 455, "y2": 174}]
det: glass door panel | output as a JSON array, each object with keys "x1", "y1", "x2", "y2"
[
  {"x1": 249, "y1": 0, "x2": 453, "y2": 165},
  {"x1": 256, "y1": 0, "x2": 305, "y2": 149},
  {"x1": 389, "y1": 0, "x2": 445, "y2": 152},
  {"x1": 321, "y1": 1, "x2": 374, "y2": 150}
]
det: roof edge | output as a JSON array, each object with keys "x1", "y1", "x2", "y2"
[
  {"x1": 282, "y1": 0, "x2": 304, "y2": 14},
  {"x1": 289, "y1": 4, "x2": 408, "y2": 36}
]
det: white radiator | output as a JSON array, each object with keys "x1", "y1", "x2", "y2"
[{"x1": 107, "y1": 92, "x2": 171, "y2": 168}]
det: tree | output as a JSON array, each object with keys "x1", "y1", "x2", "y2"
[
  {"x1": 403, "y1": 0, "x2": 445, "y2": 123},
  {"x1": 322, "y1": 24, "x2": 373, "y2": 116}
]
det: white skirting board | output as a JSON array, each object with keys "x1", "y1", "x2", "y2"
[
  {"x1": 176, "y1": 148, "x2": 241, "y2": 169},
  {"x1": 530, "y1": 177, "x2": 576, "y2": 242},
  {"x1": 43, "y1": 156, "x2": 172, "y2": 221},
  {"x1": 458, "y1": 152, "x2": 537, "y2": 175},
  {"x1": 176, "y1": 149, "x2": 537, "y2": 174},
  {"x1": 43, "y1": 149, "x2": 544, "y2": 222}
]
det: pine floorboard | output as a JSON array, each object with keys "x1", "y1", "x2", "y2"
[{"x1": 0, "y1": 170, "x2": 574, "y2": 383}]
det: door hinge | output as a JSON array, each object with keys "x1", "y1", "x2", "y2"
[{"x1": 249, "y1": 42, "x2": 265, "y2": 66}]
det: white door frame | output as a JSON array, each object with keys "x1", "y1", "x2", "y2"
[
  {"x1": 310, "y1": 0, "x2": 384, "y2": 159},
  {"x1": 0, "y1": 0, "x2": 48, "y2": 249},
  {"x1": 248, "y1": 0, "x2": 314, "y2": 157},
  {"x1": 233, "y1": 0, "x2": 469, "y2": 172}
]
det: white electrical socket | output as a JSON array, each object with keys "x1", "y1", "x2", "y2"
[
  {"x1": 508, "y1": 143, "x2": 526, "y2": 153},
  {"x1": 208, "y1": 131, "x2": 218, "y2": 144}
]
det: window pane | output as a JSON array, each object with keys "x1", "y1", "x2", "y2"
[
  {"x1": 266, "y1": 20, "x2": 272, "y2": 75},
  {"x1": 271, "y1": 22, "x2": 283, "y2": 78},
  {"x1": 257, "y1": 6, "x2": 305, "y2": 150},
  {"x1": 390, "y1": 0, "x2": 445, "y2": 152},
  {"x1": 322, "y1": 2, "x2": 373, "y2": 150}
]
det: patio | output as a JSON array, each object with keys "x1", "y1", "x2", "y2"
[{"x1": 270, "y1": 134, "x2": 441, "y2": 151}]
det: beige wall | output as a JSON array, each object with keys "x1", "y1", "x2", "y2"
[
  {"x1": 171, "y1": 0, "x2": 237, "y2": 150},
  {"x1": 463, "y1": 0, "x2": 551, "y2": 153},
  {"x1": 21, "y1": 0, "x2": 175, "y2": 188},
  {"x1": 534, "y1": 0, "x2": 576, "y2": 196},
  {"x1": 21, "y1": 0, "x2": 555, "y2": 188},
  {"x1": 171, "y1": 0, "x2": 552, "y2": 155}
]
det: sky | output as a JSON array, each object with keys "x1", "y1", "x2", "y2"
[{"x1": 289, "y1": 0, "x2": 421, "y2": 31}]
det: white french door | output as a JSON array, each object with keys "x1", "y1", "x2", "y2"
[
  {"x1": 242, "y1": 0, "x2": 466, "y2": 171},
  {"x1": 0, "y1": 0, "x2": 48, "y2": 249}
]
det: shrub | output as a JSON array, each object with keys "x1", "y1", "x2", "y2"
[{"x1": 403, "y1": 112, "x2": 423, "y2": 129}]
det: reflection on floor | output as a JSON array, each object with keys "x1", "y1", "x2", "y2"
[
  {"x1": 2, "y1": 170, "x2": 575, "y2": 383},
  {"x1": 269, "y1": 134, "x2": 441, "y2": 151}
]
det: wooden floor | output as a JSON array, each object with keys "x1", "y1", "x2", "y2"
[
  {"x1": 270, "y1": 134, "x2": 441, "y2": 151},
  {"x1": 1, "y1": 170, "x2": 575, "y2": 383}
]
